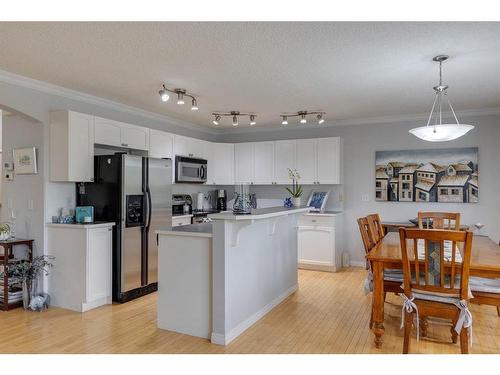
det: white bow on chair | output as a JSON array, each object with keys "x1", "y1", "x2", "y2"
[
  {"x1": 454, "y1": 299, "x2": 473, "y2": 347},
  {"x1": 400, "y1": 294, "x2": 420, "y2": 341}
]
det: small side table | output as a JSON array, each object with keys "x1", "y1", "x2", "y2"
[{"x1": 0, "y1": 238, "x2": 34, "y2": 311}]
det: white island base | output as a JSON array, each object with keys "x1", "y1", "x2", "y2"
[{"x1": 156, "y1": 207, "x2": 309, "y2": 345}]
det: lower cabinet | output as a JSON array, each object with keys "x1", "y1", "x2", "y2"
[
  {"x1": 297, "y1": 213, "x2": 343, "y2": 272},
  {"x1": 47, "y1": 224, "x2": 113, "y2": 312}
]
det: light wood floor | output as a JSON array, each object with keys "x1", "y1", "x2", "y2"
[{"x1": 1, "y1": 268, "x2": 499, "y2": 354}]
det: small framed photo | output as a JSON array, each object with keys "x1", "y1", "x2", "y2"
[
  {"x1": 13, "y1": 147, "x2": 38, "y2": 175},
  {"x1": 306, "y1": 190, "x2": 330, "y2": 211}
]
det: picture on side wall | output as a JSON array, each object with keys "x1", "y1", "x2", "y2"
[
  {"x1": 375, "y1": 147, "x2": 478, "y2": 203},
  {"x1": 13, "y1": 147, "x2": 38, "y2": 175}
]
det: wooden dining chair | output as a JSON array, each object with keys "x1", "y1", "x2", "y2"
[
  {"x1": 417, "y1": 212, "x2": 461, "y2": 230},
  {"x1": 399, "y1": 228, "x2": 473, "y2": 354},
  {"x1": 366, "y1": 213, "x2": 385, "y2": 243},
  {"x1": 358, "y1": 217, "x2": 403, "y2": 329}
]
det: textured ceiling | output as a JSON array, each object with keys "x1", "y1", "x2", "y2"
[{"x1": 1, "y1": 22, "x2": 500, "y2": 129}]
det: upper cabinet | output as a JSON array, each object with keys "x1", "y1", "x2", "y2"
[
  {"x1": 234, "y1": 143, "x2": 255, "y2": 184},
  {"x1": 253, "y1": 142, "x2": 275, "y2": 184},
  {"x1": 210, "y1": 143, "x2": 234, "y2": 185},
  {"x1": 295, "y1": 139, "x2": 317, "y2": 184},
  {"x1": 94, "y1": 117, "x2": 149, "y2": 151},
  {"x1": 173, "y1": 135, "x2": 207, "y2": 159},
  {"x1": 274, "y1": 140, "x2": 296, "y2": 184},
  {"x1": 316, "y1": 137, "x2": 343, "y2": 184},
  {"x1": 149, "y1": 129, "x2": 174, "y2": 159},
  {"x1": 50, "y1": 110, "x2": 95, "y2": 182}
]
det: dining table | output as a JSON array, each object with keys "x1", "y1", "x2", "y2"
[{"x1": 366, "y1": 231, "x2": 500, "y2": 348}]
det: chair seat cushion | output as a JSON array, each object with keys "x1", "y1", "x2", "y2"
[
  {"x1": 470, "y1": 277, "x2": 500, "y2": 294},
  {"x1": 384, "y1": 269, "x2": 403, "y2": 282},
  {"x1": 412, "y1": 291, "x2": 460, "y2": 305}
]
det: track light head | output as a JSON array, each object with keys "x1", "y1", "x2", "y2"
[
  {"x1": 317, "y1": 114, "x2": 325, "y2": 124},
  {"x1": 191, "y1": 98, "x2": 198, "y2": 111},
  {"x1": 281, "y1": 116, "x2": 288, "y2": 125},
  {"x1": 177, "y1": 92, "x2": 185, "y2": 105},
  {"x1": 232, "y1": 115, "x2": 238, "y2": 126},
  {"x1": 159, "y1": 89, "x2": 169, "y2": 102},
  {"x1": 249, "y1": 115, "x2": 256, "y2": 126},
  {"x1": 212, "y1": 115, "x2": 220, "y2": 126},
  {"x1": 300, "y1": 115, "x2": 307, "y2": 124}
]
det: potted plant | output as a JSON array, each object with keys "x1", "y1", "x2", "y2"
[
  {"x1": 0, "y1": 255, "x2": 54, "y2": 309},
  {"x1": 286, "y1": 168, "x2": 303, "y2": 207},
  {"x1": 0, "y1": 223, "x2": 11, "y2": 241}
]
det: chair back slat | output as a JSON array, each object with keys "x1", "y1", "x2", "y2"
[
  {"x1": 417, "y1": 212, "x2": 461, "y2": 230},
  {"x1": 399, "y1": 228, "x2": 473, "y2": 300},
  {"x1": 366, "y1": 213, "x2": 385, "y2": 243},
  {"x1": 357, "y1": 217, "x2": 375, "y2": 271}
]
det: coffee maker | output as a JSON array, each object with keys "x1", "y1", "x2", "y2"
[{"x1": 215, "y1": 189, "x2": 227, "y2": 212}]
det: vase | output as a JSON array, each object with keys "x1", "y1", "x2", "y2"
[
  {"x1": 22, "y1": 280, "x2": 30, "y2": 309},
  {"x1": 292, "y1": 197, "x2": 302, "y2": 207}
]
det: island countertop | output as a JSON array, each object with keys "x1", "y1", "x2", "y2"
[
  {"x1": 208, "y1": 206, "x2": 310, "y2": 221},
  {"x1": 156, "y1": 223, "x2": 213, "y2": 238}
]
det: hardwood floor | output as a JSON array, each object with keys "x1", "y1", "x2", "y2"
[{"x1": 1, "y1": 268, "x2": 499, "y2": 353}]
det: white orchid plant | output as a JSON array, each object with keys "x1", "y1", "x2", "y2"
[{"x1": 286, "y1": 168, "x2": 303, "y2": 198}]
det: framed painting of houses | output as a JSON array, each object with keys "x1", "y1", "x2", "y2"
[{"x1": 375, "y1": 147, "x2": 478, "y2": 203}]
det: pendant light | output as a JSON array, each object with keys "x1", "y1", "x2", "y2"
[{"x1": 409, "y1": 55, "x2": 474, "y2": 142}]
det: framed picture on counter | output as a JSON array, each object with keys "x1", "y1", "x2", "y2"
[{"x1": 306, "y1": 190, "x2": 330, "y2": 211}]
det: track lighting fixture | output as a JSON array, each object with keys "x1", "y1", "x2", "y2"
[
  {"x1": 211, "y1": 111, "x2": 257, "y2": 127},
  {"x1": 280, "y1": 111, "x2": 326, "y2": 125},
  {"x1": 212, "y1": 115, "x2": 221, "y2": 126},
  {"x1": 158, "y1": 85, "x2": 198, "y2": 110}
]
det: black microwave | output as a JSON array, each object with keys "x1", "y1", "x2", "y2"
[{"x1": 175, "y1": 156, "x2": 207, "y2": 183}]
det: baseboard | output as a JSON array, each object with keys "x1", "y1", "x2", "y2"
[
  {"x1": 349, "y1": 260, "x2": 366, "y2": 268},
  {"x1": 81, "y1": 296, "x2": 111, "y2": 312},
  {"x1": 298, "y1": 260, "x2": 336, "y2": 273},
  {"x1": 211, "y1": 284, "x2": 298, "y2": 346}
]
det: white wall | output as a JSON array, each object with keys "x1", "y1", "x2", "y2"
[{"x1": 217, "y1": 114, "x2": 500, "y2": 265}]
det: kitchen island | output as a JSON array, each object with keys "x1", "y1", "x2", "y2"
[{"x1": 156, "y1": 206, "x2": 310, "y2": 345}]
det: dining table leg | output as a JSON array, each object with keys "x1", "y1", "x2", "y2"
[{"x1": 372, "y1": 260, "x2": 385, "y2": 348}]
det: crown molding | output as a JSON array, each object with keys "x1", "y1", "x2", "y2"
[
  {"x1": 216, "y1": 106, "x2": 500, "y2": 135},
  {"x1": 0, "y1": 69, "x2": 216, "y2": 136}
]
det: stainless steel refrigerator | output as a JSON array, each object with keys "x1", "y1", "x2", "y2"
[{"x1": 77, "y1": 154, "x2": 172, "y2": 302}]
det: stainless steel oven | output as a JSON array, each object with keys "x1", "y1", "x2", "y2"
[{"x1": 175, "y1": 156, "x2": 207, "y2": 183}]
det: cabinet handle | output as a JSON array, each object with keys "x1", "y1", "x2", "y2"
[{"x1": 121, "y1": 143, "x2": 128, "y2": 147}]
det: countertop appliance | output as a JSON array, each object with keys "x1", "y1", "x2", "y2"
[
  {"x1": 215, "y1": 189, "x2": 227, "y2": 211},
  {"x1": 77, "y1": 154, "x2": 172, "y2": 303},
  {"x1": 175, "y1": 156, "x2": 207, "y2": 184},
  {"x1": 172, "y1": 194, "x2": 192, "y2": 217}
]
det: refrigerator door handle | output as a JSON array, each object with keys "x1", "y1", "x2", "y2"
[{"x1": 146, "y1": 187, "x2": 152, "y2": 229}]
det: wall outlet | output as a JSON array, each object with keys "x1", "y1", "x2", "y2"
[
  {"x1": 361, "y1": 194, "x2": 369, "y2": 202},
  {"x1": 4, "y1": 171, "x2": 14, "y2": 181}
]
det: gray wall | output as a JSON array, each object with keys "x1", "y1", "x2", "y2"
[{"x1": 217, "y1": 114, "x2": 500, "y2": 265}]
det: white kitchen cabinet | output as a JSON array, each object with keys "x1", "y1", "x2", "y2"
[
  {"x1": 94, "y1": 117, "x2": 150, "y2": 151},
  {"x1": 297, "y1": 213, "x2": 343, "y2": 272},
  {"x1": 253, "y1": 142, "x2": 275, "y2": 184},
  {"x1": 50, "y1": 110, "x2": 95, "y2": 182},
  {"x1": 149, "y1": 129, "x2": 174, "y2": 159},
  {"x1": 295, "y1": 139, "x2": 317, "y2": 184},
  {"x1": 173, "y1": 135, "x2": 206, "y2": 158},
  {"x1": 234, "y1": 143, "x2": 254, "y2": 184},
  {"x1": 211, "y1": 143, "x2": 234, "y2": 185},
  {"x1": 47, "y1": 223, "x2": 114, "y2": 312},
  {"x1": 274, "y1": 140, "x2": 296, "y2": 184},
  {"x1": 317, "y1": 137, "x2": 342, "y2": 184},
  {"x1": 120, "y1": 122, "x2": 150, "y2": 151}
]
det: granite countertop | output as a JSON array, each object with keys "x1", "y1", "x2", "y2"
[
  {"x1": 156, "y1": 223, "x2": 213, "y2": 238},
  {"x1": 46, "y1": 222, "x2": 116, "y2": 229},
  {"x1": 208, "y1": 206, "x2": 311, "y2": 221}
]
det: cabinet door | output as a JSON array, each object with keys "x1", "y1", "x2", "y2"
[
  {"x1": 234, "y1": 143, "x2": 254, "y2": 184},
  {"x1": 296, "y1": 139, "x2": 317, "y2": 184},
  {"x1": 317, "y1": 137, "x2": 341, "y2": 184},
  {"x1": 212, "y1": 143, "x2": 234, "y2": 185},
  {"x1": 68, "y1": 111, "x2": 95, "y2": 182},
  {"x1": 86, "y1": 227, "x2": 112, "y2": 303},
  {"x1": 149, "y1": 129, "x2": 173, "y2": 159},
  {"x1": 173, "y1": 135, "x2": 189, "y2": 157},
  {"x1": 253, "y1": 142, "x2": 274, "y2": 184},
  {"x1": 94, "y1": 117, "x2": 122, "y2": 147},
  {"x1": 121, "y1": 123, "x2": 150, "y2": 151},
  {"x1": 297, "y1": 226, "x2": 335, "y2": 268},
  {"x1": 274, "y1": 140, "x2": 296, "y2": 184},
  {"x1": 203, "y1": 141, "x2": 214, "y2": 184}
]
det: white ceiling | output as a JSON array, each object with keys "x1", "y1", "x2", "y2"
[{"x1": 1, "y1": 22, "x2": 500, "y2": 129}]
